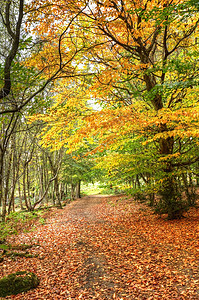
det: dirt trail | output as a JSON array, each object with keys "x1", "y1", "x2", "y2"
[
  {"x1": 68, "y1": 196, "x2": 115, "y2": 295},
  {"x1": 3, "y1": 195, "x2": 125, "y2": 299},
  {"x1": 67, "y1": 195, "x2": 108, "y2": 220}
]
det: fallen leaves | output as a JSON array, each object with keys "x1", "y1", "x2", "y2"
[{"x1": 0, "y1": 195, "x2": 199, "y2": 299}]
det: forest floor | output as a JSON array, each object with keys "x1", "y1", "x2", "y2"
[{"x1": 0, "y1": 194, "x2": 199, "y2": 299}]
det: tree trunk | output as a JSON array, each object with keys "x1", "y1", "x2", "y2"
[
  {"x1": 156, "y1": 135, "x2": 185, "y2": 219},
  {"x1": 71, "y1": 183, "x2": 76, "y2": 200},
  {"x1": 8, "y1": 135, "x2": 17, "y2": 214},
  {"x1": 54, "y1": 177, "x2": 62, "y2": 208},
  {"x1": 0, "y1": 151, "x2": 5, "y2": 221},
  {"x1": 60, "y1": 183, "x2": 65, "y2": 201},
  {"x1": 136, "y1": 175, "x2": 141, "y2": 188},
  {"x1": 18, "y1": 179, "x2": 24, "y2": 210},
  {"x1": 3, "y1": 146, "x2": 13, "y2": 219},
  {"x1": 23, "y1": 166, "x2": 32, "y2": 211},
  {"x1": 76, "y1": 180, "x2": 81, "y2": 199}
]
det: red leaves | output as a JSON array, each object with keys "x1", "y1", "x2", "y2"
[{"x1": 0, "y1": 195, "x2": 199, "y2": 299}]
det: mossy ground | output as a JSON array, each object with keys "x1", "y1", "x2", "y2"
[{"x1": 0, "y1": 271, "x2": 39, "y2": 297}]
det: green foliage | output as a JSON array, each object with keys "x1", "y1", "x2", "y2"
[
  {"x1": 126, "y1": 188, "x2": 146, "y2": 202},
  {"x1": 154, "y1": 194, "x2": 188, "y2": 220},
  {"x1": 81, "y1": 182, "x2": 104, "y2": 195},
  {"x1": 19, "y1": 36, "x2": 33, "y2": 51},
  {"x1": 0, "y1": 210, "x2": 47, "y2": 240},
  {"x1": 99, "y1": 184, "x2": 122, "y2": 195},
  {"x1": 39, "y1": 218, "x2": 46, "y2": 225},
  {"x1": 61, "y1": 148, "x2": 105, "y2": 190}
]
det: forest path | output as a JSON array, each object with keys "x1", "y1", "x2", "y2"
[
  {"x1": 1, "y1": 194, "x2": 199, "y2": 299},
  {"x1": 2, "y1": 194, "x2": 130, "y2": 299},
  {"x1": 64, "y1": 195, "x2": 116, "y2": 294}
]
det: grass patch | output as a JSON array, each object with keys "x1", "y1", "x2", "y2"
[
  {"x1": 81, "y1": 182, "x2": 104, "y2": 195},
  {"x1": 81, "y1": 182, "x2": 124, "y2": 196}
]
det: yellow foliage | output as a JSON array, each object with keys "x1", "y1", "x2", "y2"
[{"x1": 26, "y1": 0, "x2": 199, "y2": 175}]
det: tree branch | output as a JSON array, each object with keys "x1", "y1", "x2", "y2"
[{"x1": 0, "y1": 0, "x2": 24, "y2": 100}]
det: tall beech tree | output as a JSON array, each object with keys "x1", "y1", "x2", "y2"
[{"x1": 29, "y1": 0, "x2": 199, "y2": 219}]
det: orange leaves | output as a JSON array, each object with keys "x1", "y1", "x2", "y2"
[
  {"x1": 25, "y1": 0, "x2": 199, "y2": 198},
  {"x1": 29, "y1": 195, "x2": 199, "y2": 298}
]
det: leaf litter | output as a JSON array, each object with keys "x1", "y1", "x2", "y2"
[{"x1": 0, "y1": 195, "x2": 199, "y2": 299}]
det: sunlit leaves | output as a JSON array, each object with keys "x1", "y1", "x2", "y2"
[{"x1": 26, "y1": 0, "x2": 199, "y2": 217}]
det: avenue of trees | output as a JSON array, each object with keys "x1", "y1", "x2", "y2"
[{"x1": 0, "y1": 0, "x2": 199, "y2": 220}]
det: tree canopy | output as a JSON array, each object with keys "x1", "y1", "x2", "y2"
[{"x1": 0, "y1": 0, "x2": 199, "y2": 219}]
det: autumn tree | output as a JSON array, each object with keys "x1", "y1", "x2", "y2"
[
  {"x1": 0, "y1": 0, "x2": 92, "y2": 220},
  {"x1": 27, "y1": 0, "x2": 199, "y2": 219}
]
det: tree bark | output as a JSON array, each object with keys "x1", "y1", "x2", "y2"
[{"x1": 76, "y1": 180, "x2": 81, "y2": 199}]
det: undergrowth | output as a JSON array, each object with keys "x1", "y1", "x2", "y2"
[{"x1": 0, "y1": 208, "x2": 49, "y2": 241}]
